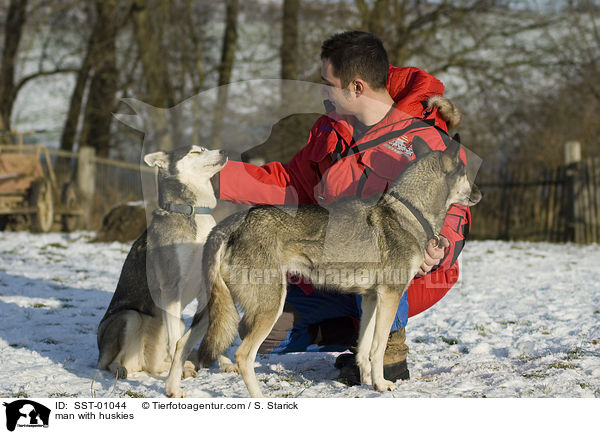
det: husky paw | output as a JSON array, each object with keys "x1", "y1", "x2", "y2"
[
  {"x1": 356, "y1": 358, "x2": 371, "y2": 385},
  {"x1": 109, "y1": 365, "x2": 128, "y2": 379},
  {"x1": 359, "y1": 371, "x2": 372, "y2": 386},
  {"x1": 218, "y1": 356, "x2": 239, "y2": 374},
  {"x1": 165, "y1": 387, "x2": 184, "y2": 398},
  {"x1": 220, "y1": 362, "x2": 239, "y2": 374},
  {"x1": 374, "y1": 379, "x2": 396, "y2": 392},
  {"x1": 182, "y1": 361, "x2": 197, "y2": 378}
]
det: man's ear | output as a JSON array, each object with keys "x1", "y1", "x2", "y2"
[
  {"x1": 353, "y1": 79, "x2": 365, "y2": 95},
  {"x1": 143, "y1": 151, "x2": 168, "y2": 169},
  {"x1": 411, "y1": 136, "x2": 431, "y2": 158},
  {"x1": 441, "y1": 140, "x2": 461, "y2": 172}
]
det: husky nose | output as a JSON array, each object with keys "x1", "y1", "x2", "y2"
[{"x1": 470, "y1": 184, "x2": 482, "y2": 204}]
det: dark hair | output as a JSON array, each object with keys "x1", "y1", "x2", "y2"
[{"x1": 320, "y1": 30, "x2": 389, "y2": 90}]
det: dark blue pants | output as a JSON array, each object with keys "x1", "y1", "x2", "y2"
[{"x1": 262, "y1": 285, "x2": 409, "y2": 354}]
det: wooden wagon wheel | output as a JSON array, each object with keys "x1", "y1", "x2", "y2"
[
  {"x1": 29, "y1": 179, "x2": 54, "y2": 232},
  {"x1": 60, "y1": 182, "x2": 80, "y2": 232}
]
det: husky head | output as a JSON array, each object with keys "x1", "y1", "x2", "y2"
[
  {"x1": 144, "y1": 145, "x2": 227, "y2": 179},
  {"x1": 144, "y1": 145, "x2": 227, "y2": 206},
  {"x1": 394, "y1": 136, "x2": 481, "y2": 214}
]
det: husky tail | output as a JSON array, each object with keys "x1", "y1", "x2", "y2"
[{"x1": 196, "y1": 226, "x2": 240, "y2": 368}]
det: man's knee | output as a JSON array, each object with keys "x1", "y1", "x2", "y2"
[{"x1": 308, "y1": 316, "x2": 358, "y2": 348}]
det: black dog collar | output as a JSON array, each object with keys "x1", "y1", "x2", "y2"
[
  {"x1": 387, "y1": 191, "x2": 436, "y2": 241},
  {"x1": 163, "y1": 203, "x2": 212, "y2": 215}
]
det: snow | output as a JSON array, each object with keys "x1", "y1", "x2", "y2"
[{"x1": 0, "y1": 231, "x2": 598, "y2": 399}]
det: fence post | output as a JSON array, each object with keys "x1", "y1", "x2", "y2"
[
  {"x1": 77, "y1": 146, "x2": 95, "y2": 229},
  {"x1": 565, "y1": 141, "x2": 584, "y2": 243}
]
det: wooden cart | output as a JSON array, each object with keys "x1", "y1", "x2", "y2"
[{"x1": 0, "y1": 140, "x2": 82, "y2": 232}]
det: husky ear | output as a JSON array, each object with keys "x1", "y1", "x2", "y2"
[
  {"x1": 143, "y1": 151, "x2": 169, "y2": 169},
  {"x1": 411, "y1": 136, "x2": 431, "y2": 159},
  {"x1": 442, "y1": 140, "x2": 461, "y2": 172}
]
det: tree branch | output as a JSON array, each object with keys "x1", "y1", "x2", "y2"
[{"x1": 13, "y1": 67, "x2": 79, "y2": 98}]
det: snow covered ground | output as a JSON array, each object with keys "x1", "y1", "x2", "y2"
[{"x1": 0, "y1": 231, "x2": 598, "y2": 399}]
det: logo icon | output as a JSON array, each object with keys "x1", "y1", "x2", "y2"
[
  {"x1": 3, "y1": 400, "x2": 50, "y2": 432},
  {"x1": 384, "y1": 135, "x2": 413, "y2": 158}
]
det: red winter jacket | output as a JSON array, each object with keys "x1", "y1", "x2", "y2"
[{"x1": 219, "y1": 65, "x2": 471, "y2": 318}]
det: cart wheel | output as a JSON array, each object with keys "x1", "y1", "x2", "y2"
[
  {"x1": 60, "y1": 182, "x2": 80, "y2": 232},
  {"x1": 29, "y1": 179, "x2": 54, "y2": 233}
]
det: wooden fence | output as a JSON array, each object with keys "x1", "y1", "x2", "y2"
[
  {"x1": 470, "y1": 155, "x2": 600, "y2": 243},
  {"x1": 8, "y1": 134, "x2": 596, "y2": 241},
  {"x1": 63, "y1": 146, "x2": 599, "y2": 242},
  {"x1": 49, "y1": 146, "x2": 150, "y2": 229}
]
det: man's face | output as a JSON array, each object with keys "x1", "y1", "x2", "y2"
[{"x1": 320, "y1": 58, "x2": 357, "y2": 115}]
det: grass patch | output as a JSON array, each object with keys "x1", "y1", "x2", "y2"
[
  {"x1": 42, "y1": 338, "x2": 59, "y2": 345},
  {"x1": 33, "y1": 303, "x2": 49, "y2": 308},
  {"x1": 121, "y1": 391, "x2": 146, "y2": 398},
  {"x1": 13, "y1": 391, "x2": 28, "y2": 398},
  {"x1": 45, "y1": 243, "x2": 67, "y2": 249},
  {"x1": 547, "y1": 361, "x2": 576, "y2": 370},
  {"x1": 61, "y1": 304, "x2": 76, "y2": 308},
  {"x1": 566, "y1": 348, "x2": 584, "y2": 360},
  {"x1": 279, "y1": 375, "x2": 300, "y2": 384},
  {"x1": 474, "y1": 325, "x2": 488, "y2": 337},
  {"x1": 50, "y1": 392, "x2": 78, "y2": 398},
  {"x1": 522, "y1": 371, "x2": 547, "y2": 379},
  {"x1": 441, "y1": 336, "x2": 459, "y2": 345}
]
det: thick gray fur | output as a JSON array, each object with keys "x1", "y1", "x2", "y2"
[
  {"x1": 97, "y1": 145, "x2": 227, "y2": 379},
  {"x1": 165, "y1": 138, "x2": 481, "y2": 397}
]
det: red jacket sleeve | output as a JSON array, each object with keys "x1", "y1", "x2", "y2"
[
  {"x1": 219, "y1": 123, "x2": 325, "y2": 205},
  {"x1": 406, "y1": 204, "x2": 471, "y2": 317}
]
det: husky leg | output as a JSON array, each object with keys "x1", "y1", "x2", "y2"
[
  {"x1": 356, "y1": 294, "x2": 377, "y2": 386},
  {"x1": 234, "y1": 294, "x2": 285, "y2": 398},
  {"x1": 100, "y1": 311, "x2": 143, "y2": 379},
  {"x1": 370, "y1": 289, "x2": 402, "y2": 392},
  {"x1": 163, "y1": 299, "x2": 183, "y2": 359},
  {"x1": 165, "y1": 307, "x2": 209, "y2": 398}
]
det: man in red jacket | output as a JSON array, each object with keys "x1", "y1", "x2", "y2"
[{"x1": 211, "y1": 31, "x2": 470, "y2": 385}]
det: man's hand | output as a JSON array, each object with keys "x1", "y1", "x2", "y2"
[{"x1": 416, "y1": 235, "x2": 449, "y2": 276}]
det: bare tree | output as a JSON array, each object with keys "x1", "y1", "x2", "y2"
[
  {"x1": 0, "y1": 0, "x2": 29, "y2": 141},
  {"x1": 60, "y1": 5, "x2": 101, "y2": 155},
  {"x1": 0, "y1": 0, "x2": 81, "y2": 143},
  {"x1": 78, "y1": 0, "x2": 128, "y2": 158},
  {"x1": 211, "y1": 0, "x2": 239, "y2": 147},
  {"x1": 280, "y1": 0, "x2": 300, "y2": 105},
  {"x1": 281, "y1": 0, "x2": 300, "y2": 81}
]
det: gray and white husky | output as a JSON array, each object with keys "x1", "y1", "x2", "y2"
[
  {"x1": 97, "y1": 145, "x2": 227, "y2": 378},
  {"x1": 165, "y1": 138, "x2": 481, "y2": 397}
]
